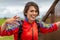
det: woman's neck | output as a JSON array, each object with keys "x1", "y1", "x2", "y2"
[
  {"x1": 28, "y1": 20, "x2": 34, "y2": 24},
  {"x1": 25, "y1": 17, "x2": 34, "y2": 24}
]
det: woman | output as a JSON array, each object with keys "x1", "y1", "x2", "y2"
[{"x1": 0, "y1": 1, "x2": 60, "y2": 40}]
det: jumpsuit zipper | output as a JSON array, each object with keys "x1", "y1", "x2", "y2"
[
  {"x1": 32, "y1": 27, "x2": 34, "y2": 40},
  {"x1": 31, "y1": 24, "x2": 34, "y2": 40}
]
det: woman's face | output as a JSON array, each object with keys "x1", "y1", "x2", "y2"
[{"x1": 26, "y1": 6, "x2": 38, "y2": 22}]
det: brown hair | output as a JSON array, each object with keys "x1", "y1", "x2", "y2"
[{"x1": 23, "y1": 1, "x2": 39, "y2": 17}]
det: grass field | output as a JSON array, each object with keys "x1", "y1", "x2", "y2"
[
  {"x1": 0, "y1": 18, "x2": 14, "y2": 40},
  {"x1": 0, "y1": 18, "x2": 6, "y2": 25}
]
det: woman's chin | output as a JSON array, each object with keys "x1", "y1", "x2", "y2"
[{"x1": 31, "y1": 19, "x2": 35, "y2": 21}]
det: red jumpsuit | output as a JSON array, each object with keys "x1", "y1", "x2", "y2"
[{"x1": 0, "y1": 20, "x2": 58, "y2": 40}]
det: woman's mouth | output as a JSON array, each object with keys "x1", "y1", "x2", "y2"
[{"x1": 31, "y1": 15, "x2": 36, "y2": 20}]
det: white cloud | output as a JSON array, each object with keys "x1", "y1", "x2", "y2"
[
  {"x1": 6, "y1": 6, "x2": 24, "y2": 14},
  {"x1": 0, "y1": 6, "x2": 24, "y2": 14},
  {"x1": 0, "y1": 6, "x2": 24, "y2": 18}
]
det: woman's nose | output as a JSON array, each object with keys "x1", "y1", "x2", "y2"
[{"x1": 33, "y1": 11, "x2": 36, "y2": 14}]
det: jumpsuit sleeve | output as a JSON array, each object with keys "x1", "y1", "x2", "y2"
[
  {"x1": 1, "y1": 26, "x2": 19, "y2": 36},
  {"x1": 39, "y1": 21, "x2": 58, "y2": 34},
  {"x1": 0, "y1": 20, "x2": 22, "y2": 36}
]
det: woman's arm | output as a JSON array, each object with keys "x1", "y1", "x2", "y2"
[
  {"x1": 1, "y1": 21, "x2": 19, "y2": 36},
  {"x1": 1, "y1": 26, "x2": 19, "y2": 36},
  {"x1": 39, "y1": 21, "x2": 58, "y2": 34},
  {"x1": 1, "y1": 16, "x2": 20, "y2": 36},
  {"x1": 1, "y1": 22, "x2": 19, "y2": 36},
  {"x1": 53, "y1": 21, "x2": 60, "y2": 31}
]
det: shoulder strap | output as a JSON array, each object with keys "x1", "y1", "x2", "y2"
[
  {"x1": 18, "y1": 20, "x2": 23, "y2": 40},
  {"x1": 35, "y1": 19, "x2": 40, "y2": 33}
]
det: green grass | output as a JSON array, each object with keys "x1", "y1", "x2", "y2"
[
  {"x1": 0, "y1": 18, "x2": 6, "y2": 25},
  {"x1": 0, "y1": 36, "x2": 14, "y2": 40},
  {"x1": 0, "y1": 18, "x2": 14, "y2": 40}
]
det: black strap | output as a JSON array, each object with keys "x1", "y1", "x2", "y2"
[
  {"x1": 18, "y1": 20, "x2": 23, "y2": 40},
  {"x1": 35, "y1": 19, "x2": 40, "y2": 33}
]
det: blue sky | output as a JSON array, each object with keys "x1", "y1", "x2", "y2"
[{"x1": 0, "y1": 0, "x2": 54, "y2": 18}]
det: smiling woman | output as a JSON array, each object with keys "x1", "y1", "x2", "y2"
[{"x1": 1, "y1": 1, "x2": 60, "y2": 40}]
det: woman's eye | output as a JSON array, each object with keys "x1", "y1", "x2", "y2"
[
  {"x1": 35, "y1": 11, "x2": 37, "y2": 13},
  {"x1": 30, "y1": 10, "x2": 37, "y2": 13},
  {"x1": 30, "y1": 10, "x2": 34, "y2": 12}
]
